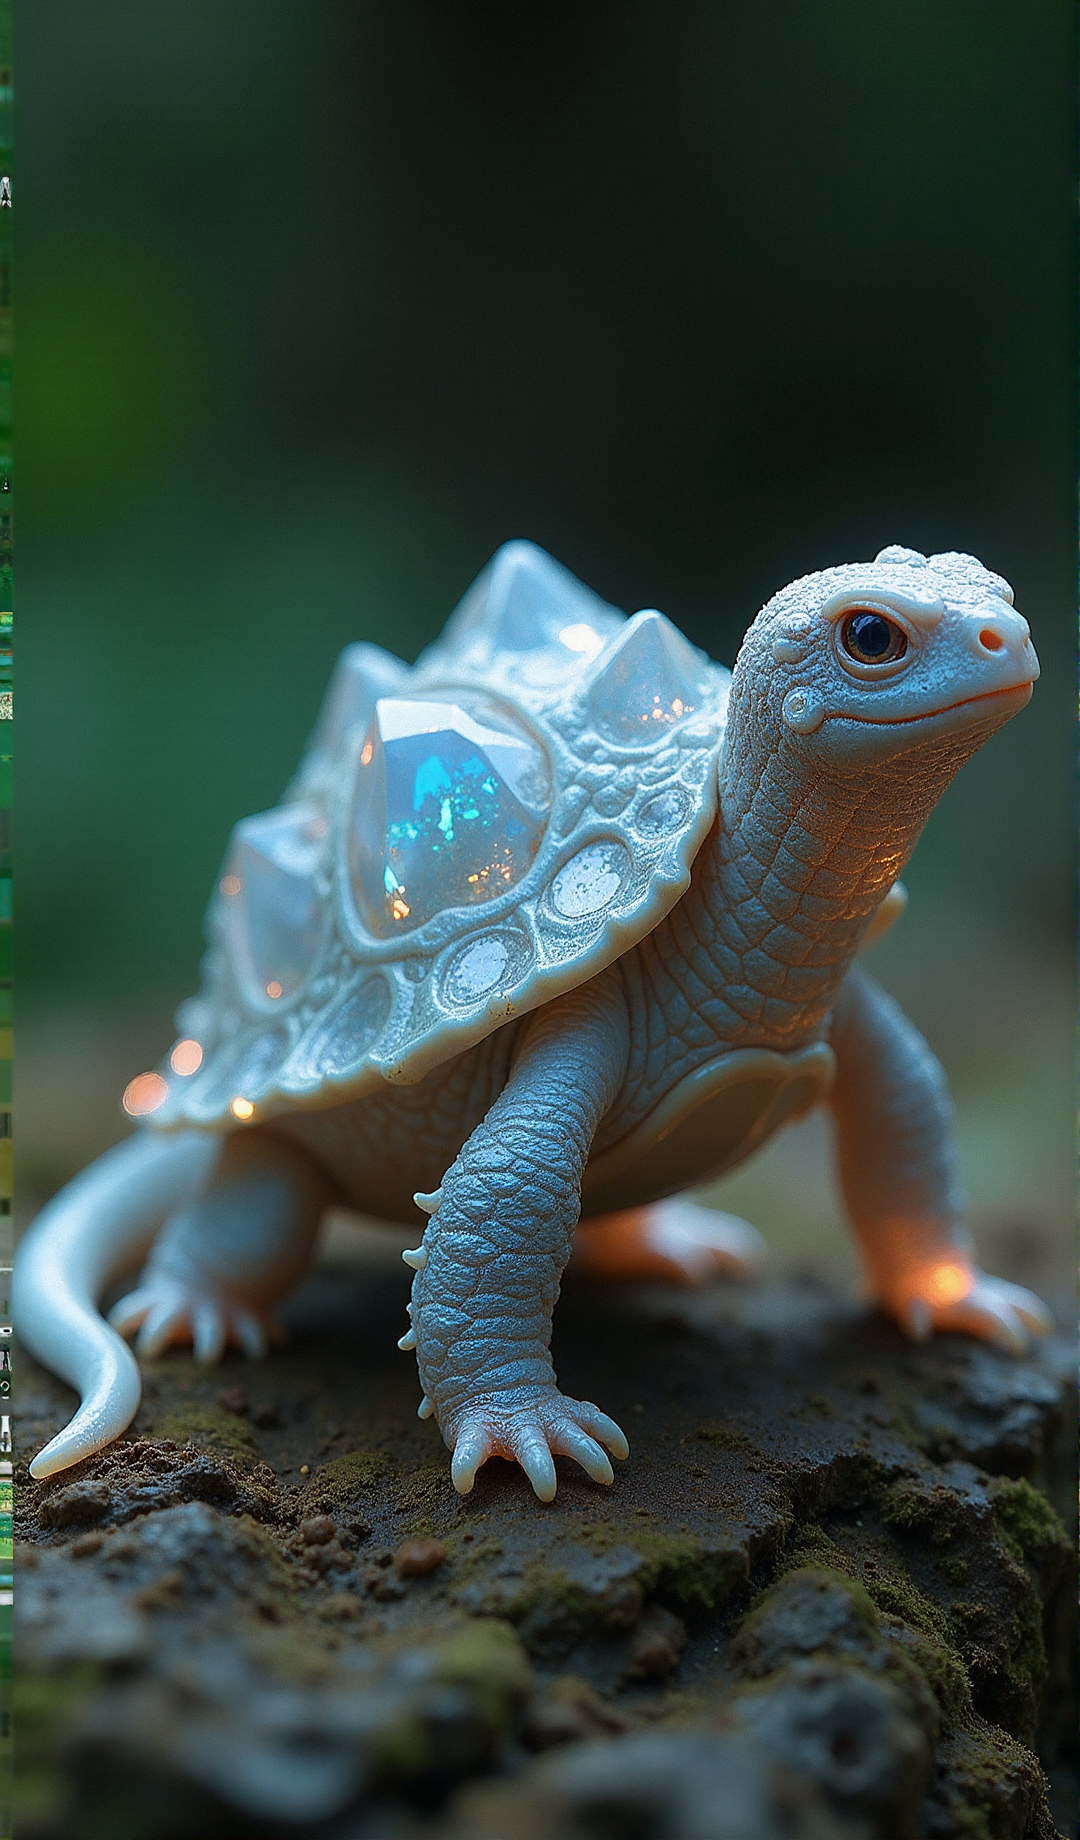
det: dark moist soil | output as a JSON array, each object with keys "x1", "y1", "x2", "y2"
[{"x1": 16, "y1": 1252, "x2": 1075, "y2": 1840}]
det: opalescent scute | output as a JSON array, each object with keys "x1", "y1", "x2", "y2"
[
  {"x1": 350, "y1": 697, "x2": 551, "y2": 936},
  {"x1": 228, "y1": 804, "x2": 327, "y2": 998}
]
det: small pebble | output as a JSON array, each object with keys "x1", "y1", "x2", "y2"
[
  {"x1": 300, "y1": 1515, "x2": 335, "y2": 1546},
  {"x1": 394, "y1": 1538, "x2": 447, "y2": 1578},
  {"x1": 624, "y1": 1605, "x2": 687, "y2": 1681},
  {"x1": 299, "y1": 1465, "x2": 310, "y2": 1476},
  {"x1": 69, "y1": 1532, "x2": 103, "y2": 1559},
  {"x1": 462, "y1": 1530, "x2": 474, "y2": 1543}
]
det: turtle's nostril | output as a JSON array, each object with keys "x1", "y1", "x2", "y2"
[{"x1": 978, "y1": 627, "x2": 1004, "y2": 653}]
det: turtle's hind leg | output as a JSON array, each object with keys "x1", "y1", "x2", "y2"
[
  {"x1": 109, "y1": 1129, "x2": 332, "y2": 1364},
  {"x1": 572, "y1": 1198, "x2": 765, "y2": 1285},
  {"x1": 830, "y1": 966, "x2": 1052, "y2": 1350}
]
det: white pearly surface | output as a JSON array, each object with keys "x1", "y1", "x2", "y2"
[{"x1": 155, "y1": 541, "x2": 730, "y2": 1128}]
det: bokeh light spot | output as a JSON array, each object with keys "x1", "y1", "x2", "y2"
[
  {"x1": 558, "y1": 622, "x2": 603, "y2": 657},
  {"x1": 169, "y1": 1039, "x2": 203, "y2": 1076},
  {"x1": 123, "y1": 1072, "x2": 168, "y2": 1116},
  {"x1": 925, "y1": 1263, "x2": 972, "y2": 1306}
]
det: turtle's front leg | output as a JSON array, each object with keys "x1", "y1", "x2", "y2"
[
  {"x1": 407, "y1": 980, "x2": 631, "y2": 1501},
  {"x1": 829, "y1": 967, "x2": 1052, "y2": 1351}
]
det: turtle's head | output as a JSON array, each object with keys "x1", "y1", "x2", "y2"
[{"x1": 736, "y1": 544, "x2": 1038, "y2": 769}]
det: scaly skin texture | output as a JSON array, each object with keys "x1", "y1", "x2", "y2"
[
  {"x1": 20, "y1": 546, "x2": 1053, "y2": 1492},
  {"x1": 409, "y1": 977, "x2": 631, "y2": 1500}
]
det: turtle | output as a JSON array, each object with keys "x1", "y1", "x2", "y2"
[{"x1": 17, "y1": 539, "x2": 1051, "y2": 1498}]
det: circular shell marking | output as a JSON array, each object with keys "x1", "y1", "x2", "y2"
[{"x1": 153, "y1": 542, "x2": 731, "y2": 1127}]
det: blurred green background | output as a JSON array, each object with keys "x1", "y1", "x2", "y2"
[{"x1": 16, "y1": 3, "x2": 1075, "y2": 1301}]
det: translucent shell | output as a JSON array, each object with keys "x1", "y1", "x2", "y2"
[
  {"x1": 223, "y1": 803, "x2": 328, "y2": 1000},
  {"x1": 348, "y1": 696, "x2": 551, "y2": 935},
  {"x1": 416, "y1": 539, "x2": 625, "y2": 687},
  {"x1": 153, "y1": 541, "x2": 731, "y2": 1128},
  {"x1": 289, "y1": 642, "x2": 408, "y2": 801},
  {"x1": 586, "y1": 610, "x2": 706, "y2": 743}
]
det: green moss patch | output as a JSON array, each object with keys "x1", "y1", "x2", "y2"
[
  {"x1": 297, "y1": 1448, "x2": 394, "y2": 1512},
  {"x1": 436, "y1": 1618, "x2": 532, "y2": 1728},
  {"x1": 632, "y1": 1530, "x2": 748, "y2": 1609},
  {"x1": 153, "y1": 1407, "x2": 260, "y2": 1467},
  {"x1": 694, "y1": 1420, "x2": 752, "y2": 1449},
  {"x1": 880, "y1": 1478, "x2": 968, "y2": 1544},
  {"x1": 372, "y1": 1619, "x2": 532, "y2": 1784},
  {"x1": 774, "y1": 1526, "x2": 971, "y2": 1725},
  {"x1": 990, "y1": 1477, "x2": 1068, "y2": 1572}
]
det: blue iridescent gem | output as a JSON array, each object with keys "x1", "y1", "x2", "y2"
[{"x1": 349, "y1": 697, "x2": 551, "y2": 935}]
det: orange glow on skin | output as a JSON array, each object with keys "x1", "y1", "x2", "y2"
[
  {"x1": 169, "y1": 1039, "x2": 203, "y2": 1077},
  {"x1": 123, "y1": 1072, "x2": 169, "y2": 1116},
  {"x1": 923, "y1": 1263, "x2": 973, "y2": 1306},
  {"x1": 265, "y1": 981, "x2": 283, "y2": 999},
  {"x1": 220, "y1": 874, "x2": 241, "y2": 897},
  {"x1": 230, "y1": 1096, "x2": 256, "y2": 1121},
  {"x1": 360, "y1": 741, "x2": 374, "y2": 766}
]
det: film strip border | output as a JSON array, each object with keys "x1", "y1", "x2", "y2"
[{"x1": 0, "y1": 4, "x2": 11, "y2": 1832}]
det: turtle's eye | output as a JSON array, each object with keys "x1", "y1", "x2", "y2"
[{"x1": 840, "y1": 610, "x2": 908, "y2": 666}]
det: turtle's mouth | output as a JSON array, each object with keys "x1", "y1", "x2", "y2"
[{"x1": 834, "y1": 681, "x2": 1034, "y2": 729}]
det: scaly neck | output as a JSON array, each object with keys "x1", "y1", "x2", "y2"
[{"x1": 666, "y1": 687, "x2": 984, "y2": 1050}]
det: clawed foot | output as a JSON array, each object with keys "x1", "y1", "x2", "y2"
[
  {"x1": 109, "y1": 1276, "x2": 282, "y2": 1364},
  {"x1": 574, "y1": 1199, "x2": 766, "y2": 1286},
  {"x1": 890, "y1": 1266, "x2": 1053, "y2": 1354},
  {"x1": 444, "y1": 1388, "x2": 630, "y2": 1503}
]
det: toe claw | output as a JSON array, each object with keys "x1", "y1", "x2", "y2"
[
  {"x1": 137, "y1": 1304, "x2": 187, "y2": 1359},
  {"x1": 1000, "y1": 1283, "x2": 1053, "y2": 1338},
  {"x1": 192, "y1": 1304, "x2": 227, "y2": 1366},
  {"x1": 107, "y1": 1289, "x2": 154, "y2": 1337},
  {"x1": 896, "y1": 1270, "x2": 1051, "y2": 1356},
  {"x1": 513, "y1": 1431, "x2": 558, "y2": 1503},
  {"x1": 555, "y1": 1425, "x2": 614, "y2": 1486},
  {"x1": 969, "y1": 1294, "x2": 1029, "y2": 1355},
  {"x1": 575, "y1": 1403, "x2": 630, "y2": 1461},
  {"x1": 234, "y1": 1310, "x2": 268, "y2": 1360},
  {"x1": 451, "y1": 1428, "x2": 489, "y2": 1496}
]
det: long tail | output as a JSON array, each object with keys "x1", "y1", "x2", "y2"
[{"x1": 14, "y1": 1130, "x2": 220, "y2": 1479}]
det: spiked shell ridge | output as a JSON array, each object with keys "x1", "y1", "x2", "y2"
[{"x1": 153, "y1": 543, "x2": 731, "y2": 1128}]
